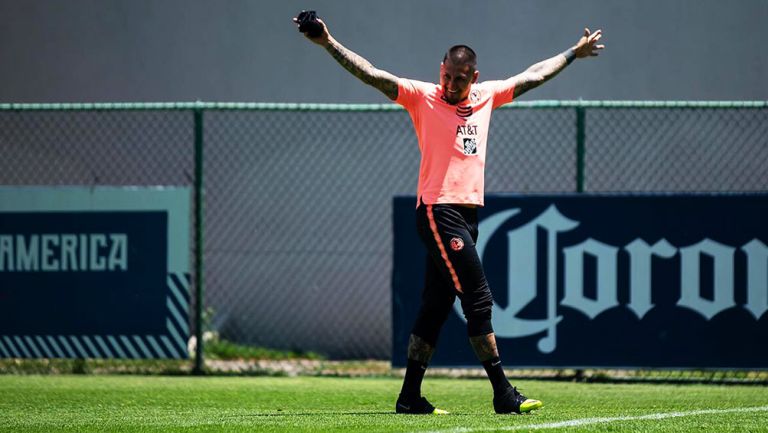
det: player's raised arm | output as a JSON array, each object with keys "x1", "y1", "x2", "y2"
[
  {"x1": 293, "y1": 12, "x2": 400, "y2": 101},
  {"x1": 507, "y1": 28, "x2": 605, "y2": 99}
]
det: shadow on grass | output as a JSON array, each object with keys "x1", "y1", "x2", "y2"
[
  {"x1": 228, "y1": 411, "x2": 393, "y2": 417},
  {"x1": 229, "y1": 411, "x2": 481, "y2": 417}
]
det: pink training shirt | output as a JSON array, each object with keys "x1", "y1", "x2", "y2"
[{"x1": 396, "y1": 78, "x2": 515, "y2": 207}]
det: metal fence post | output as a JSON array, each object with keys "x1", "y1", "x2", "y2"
[
  {"x1": 193, "y1": 106, "x2": 205, "y2": 374},
  {"x1": 574, "y1": 104, "x2": 586, "y2": 381},
  {"x1": 576, "y1": 105, "x2": 586, "y2": 193}
]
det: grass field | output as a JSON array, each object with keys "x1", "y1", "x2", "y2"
[{"x1": 1, "y1": 375, "x2": 767, "y2": 432}]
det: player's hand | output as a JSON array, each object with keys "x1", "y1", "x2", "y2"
[
  {"x1": 573, "y1": 28, "x2": 605, "y2": 58},
  {"x1": 292, "y1": 13, "x2": 330, "y2": 47}
]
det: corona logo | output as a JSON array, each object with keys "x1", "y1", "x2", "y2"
[{"x1": 452, "y1": 205, "x2": 768, "y2": 354}]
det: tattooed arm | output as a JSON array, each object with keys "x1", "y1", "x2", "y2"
[
  {"x1": 324, "y1": 36, "x2": 399, "y2": 101},
  {"x1": 508, "y1": 28, "x2": 605, "y2": 99},
  {"x1": 294, "y1": 17, "x2": 399, "y2": 101}
]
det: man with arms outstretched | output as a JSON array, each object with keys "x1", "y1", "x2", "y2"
[{"x1": 294, "y1": 13, "x2": 604, "y2": 415}]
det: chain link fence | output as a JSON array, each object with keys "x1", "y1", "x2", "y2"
[
  {"x1": 584, "y1": 106, "x2": 768, "y2": 191},
  {"x1": 1, "y1": 102, "x2": 766, "y2": 368}
]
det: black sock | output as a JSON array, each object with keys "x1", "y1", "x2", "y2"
[
  {"x1": 400, "y1": 359, "x2": 428, "y2": 399},
  {"x1": 482, "y1": 356, "x2": 511, "y2": 395}
]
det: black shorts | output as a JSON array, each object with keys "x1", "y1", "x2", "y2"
[{"x1": 414, "y1": 201, "x2": 494, "y2": 339}]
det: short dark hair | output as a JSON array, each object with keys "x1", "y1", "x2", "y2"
[{"x1": 443, "y1": 45, "x2": 477, "y2": 70}]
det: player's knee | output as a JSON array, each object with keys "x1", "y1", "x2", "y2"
[
  {"x1": 460, "y1": 286, "x2": 494, "y2": 337},
  {"x1": 460, "y1": 288, "x2": 493, "y2": 319},
  {"x1": 465, "y1": 309, "x2": 493, "y2": 337},
  {"x1": 412, "y1": 316, "x2": 442, "y2": 346},
  {"x1": 412, "y1": 298, "x2": 455, "y2": 346}
]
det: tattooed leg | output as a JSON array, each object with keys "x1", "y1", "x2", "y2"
[
  {"x1": 471, "y1": 332, "x2": 513, "y2": 395},
  {"x1": 399, "y1": 334, "x2": 436, "y2": 400},
  {"x1": 407, "y1": 334, "x2": 435, "y2": 364},
  {"x1": 469, "y1": 332, "x2": 499, "y2": 362}
]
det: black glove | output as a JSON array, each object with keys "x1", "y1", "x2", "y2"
[{"x1": 295, "y1": 10, "x2": 324, "y2": 38}]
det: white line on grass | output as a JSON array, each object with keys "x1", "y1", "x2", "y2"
[{"x1": 421, "y1": 405, "x2": 768, "y2": 433}]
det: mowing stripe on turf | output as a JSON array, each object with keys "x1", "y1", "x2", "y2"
[{"x1": 422, "y1": 405, "x2": 768, "y2": 433}]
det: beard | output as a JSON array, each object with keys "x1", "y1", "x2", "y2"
[{"x1": 442, "y1": 87, "x2": 466, "y2": 105}]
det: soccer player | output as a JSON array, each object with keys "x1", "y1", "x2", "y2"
[{"x1": 294, "y1": 13, "x2": 604, "y2": 415}]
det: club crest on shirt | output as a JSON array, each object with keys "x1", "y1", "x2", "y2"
[
  {"x1": 469, "y1": 89, "x2": 481, "y2": 104},
  {"x1": 462, "y1": 138, "x2": 477, "y2": 155},
  {"x1": 450, "y1": 237, "x2": 465, "y2": 251}
]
